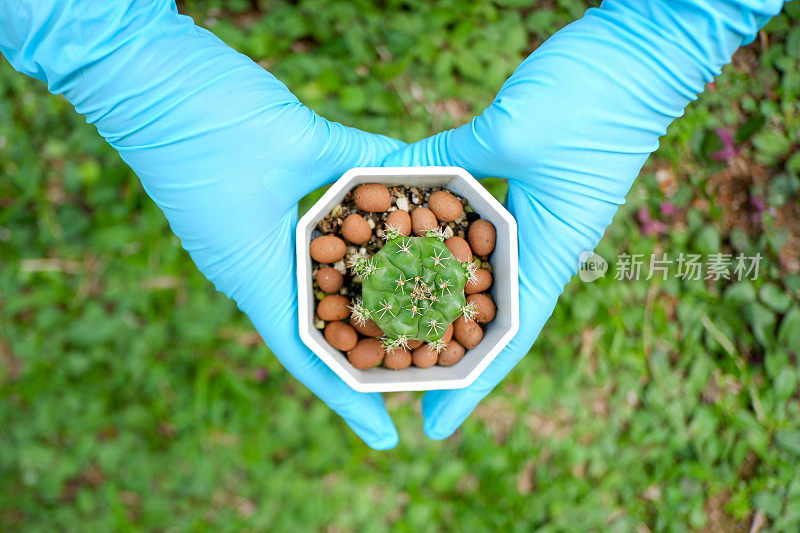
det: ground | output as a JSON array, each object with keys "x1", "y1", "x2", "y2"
[{"x1": 1, "y1": 1, "x2": 799, "y2": 531}]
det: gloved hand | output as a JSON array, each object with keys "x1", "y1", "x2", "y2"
[
  {"x1": 0, "y1": 0, "x2": 404, "y2": 449},
  {"x1": 383, "y1": 0, "x2": 786, "y2": 440}
]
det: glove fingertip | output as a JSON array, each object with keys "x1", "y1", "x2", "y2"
[
  {"x1": 423, "y1": 414, "x2": 460, "y2": 441},
  {"x1": 421, "y1": 389, "x2": 468, "y2": 441},
  {"x1": 365, "y1": 429, "x2": 400, "y2": 450},
  {"x1": 338, "y1": 391, "x2": 399, "y2": 450}
]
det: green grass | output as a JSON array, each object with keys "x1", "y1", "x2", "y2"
[{"x1": 1, "y1": 0, "x2": 799, "y2": 530}]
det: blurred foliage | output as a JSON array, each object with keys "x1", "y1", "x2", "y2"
[{"x1": 1, "y1": 0, "x2": 799, "y2": 531}]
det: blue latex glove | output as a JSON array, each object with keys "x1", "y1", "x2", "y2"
[
  {"x1": 384, "y1": 0, "x2": 786, "y2": 440},
  {"x1": 0, "y1": 0, "x2": 404, "y2": 449}
]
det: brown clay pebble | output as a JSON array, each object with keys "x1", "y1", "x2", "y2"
[
  {"x1": 467, "y1": 293, "x2": 496, "y2": 324},
  {"x1": 316, "y1": 267, "x2": 343, "y2": 294},
  {"x1": 468, "y1": 219, "x2": 496, "y2": 256},
  {"x1": 406, "y1": 339, "x2": 423, "y2": 349},
  {"x1": 353, "y1": 318, "x2": 383, "y2": 338},
  {"x1": 438, "y1": 340, "x2": 466, "y2": 367},
  {"x1": 310, "y1": 234, "x2": 346, "y2": 263},
  {"x1": 385, "y1": 209, "x2": 412, "y2": 236},
  {"x1": 412, "y1": 345, "x2": 438, "y2": 368},
  {"x1": 354, "y1": 183, "x2": 391, "y2": 212},
  {"x1": 341, "y1": 214, "x2": 372, "y2": 244},
  {"x1": 428, "y1": 190, "x2": 464, "y2": 222},
  {"x1": 324, "y1": 321, "x2": 358, "y2": 351},
  {"x1": 384, "y1": 347, "x2": 412, "y2": 370},
  {"x1": 347, "y1": 338, "x2": 384, "y2": 369},
  {"x1": 465, "y1": 268, "x2": 493, "y2": 295},
  {"x1": 445, "y1": 236, "x2": 472, "y2": 263},
  {"x1": 317, "y1": 294, "x2": 351, "y2": 321},
  {"x1": 453, "y1": 316, "x2": 483, "y2": 349},
  {"x1": 440, "y1": 323, "x2": 454, "y2": 344},
  {"x1": 411, "y1": 207, "x2": 438, "y2": 236}
]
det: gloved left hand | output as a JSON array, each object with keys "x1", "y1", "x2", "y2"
[{"x1": 0, "y1": 0, "x2": 403, "y2": 449}]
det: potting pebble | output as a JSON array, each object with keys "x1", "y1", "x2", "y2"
[
  {"x1": 453, "y1": 316, "x2": 483, "y2": 350},
  {"x1": 428, "y1": 190, "x2": 464, "y2": 222},
  {"x1": 464, "y1": 268, "x2": 492, "y2": 295},
  {"x1": 341, "y1": 213, "x2": 372, "y2": 244},
  {"x1": 385, "y1": 209, "x2": 412, "y2": 236},
  {"x1": 316, "y1": 266, "x2": 343, "y2": 294},
  {"x1": 347, "y1": 338, "x2": 384, "y2": 369},
  {"x1": 324, "y1": 321, "x2": 358, "y2": 351},
  {"x1": 411, "y1": 206, "x2": 438, "y2": 235},
  {"x1": 444, "y1": 236, "x2": 473, "y2": 263},
  {"x1": 317, "y1": 294, "x2": 351, "y2": 321},
  {"x1": 438, "y1": 340, "x2": 466, "y2": 366},
  {"x1": 353, "y1": 318, "x2": 383, "y2": 338},
  {"x1": 466, "y1": 293, "x2": 496, "y2": 324},
  {"x1": 411, "y1": 345, "x2": 438, "y2": 368},
  {"x1": 384, "y1": 347, "x2": 412, "y2": 370},
  {"x1": 468, "y1": 219, "x2": 496, "y2": 256},
  {"x1": 354, "y1": 183, "x2": 391, "y2": 212},
  {"x1": 310, "y1": 234, "x2": 346, "y2": 263}
]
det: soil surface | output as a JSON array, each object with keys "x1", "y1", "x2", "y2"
[
  {"x1": 310, "y1": 184, "x2": 497, "y2": 369},
  {"x1": 311, "y1": 185, "x2": 492, "y2": 303}
]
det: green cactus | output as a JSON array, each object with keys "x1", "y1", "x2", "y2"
[{"x1": 349, "y1": 226, "x2": 477, "y2": 352}]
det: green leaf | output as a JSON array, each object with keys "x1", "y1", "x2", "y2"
[
  {"x1": 693, "y1": 225, "x2": 721, "y2": 255},
  {"x1": 753, "y1": 129, "x2": 792, "y2": 161},
  {"x1": 338, "y1": 85, "x2": 367, "y2": 113},
  {"x1": 776, "y1": 431, "x2": 800, "y2": 456},
  {"x1": 774, "y1": 369, "x2": 797, "y2": 401},
  {"x1": 744, "y1": 302, "x2": 777, "y2": 348},
  {"x1": 778, "y1": 305, "x2": 800, "y2": 348},
  {"x1": 763, "y1": 13, "x2": 790, "y2": 33},
  {"x1": 754, "y1": 491, "x2": 785, "y2": 518},
  {"x1": 785, "y1": 274, "x2": 800, "y2": 293},
  {"x1": 786, "y1": 0, "x2": 800, "y2": 19},
  {"x1": 760, "y1": 282, "x2": 793, "y2": 313},
  {"x1": 787, "y1": 150, "x2": 800, "y2": 174},
  {"x1": 729, "y1": 228, "x2": 753, "y2": 253},
  {"x1": 767, "y1": 173, "x2": 800, "y2": 207},
  {"x1": 724, "y1": 281, "x2": 756, "y2": 304},
  {"x1": 787, "y1": 26, "x2": 800, "y2": 59},
  {"x1": 735, "y1": 115, "x2": 766, "y2": 144}
]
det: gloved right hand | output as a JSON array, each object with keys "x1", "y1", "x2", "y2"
[{"x1": 383, "y1": 0, "x2": 787, "y2": 440}]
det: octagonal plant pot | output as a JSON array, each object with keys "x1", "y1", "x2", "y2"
[{"x1": 296, "y1": 167, "x2": 519, "y2": 393}]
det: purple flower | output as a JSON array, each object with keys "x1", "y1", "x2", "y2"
[
  {"x1": 638, "y1": 207, "x2": 666, "y2": 236},
  {"x1": 253, "y1": 367, "x2": 269, "y2": 382},
  {"x1": 642, "y1": 220, "x2": 667, "y2": 237},
  {"x1": 659, "y1": 202, "x2": 677, "y2": 217},
  {"x1": 711, "y1": 128, "x2": 738, "y2": 161}
]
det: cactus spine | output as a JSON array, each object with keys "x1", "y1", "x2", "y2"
[{"x1": 349, "y1": 226, "x2": 477, "y2": 351}]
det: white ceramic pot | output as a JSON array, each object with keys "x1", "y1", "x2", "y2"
[{"x1": 296, "y1": 167, "x2": 519, "y2": 392}]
